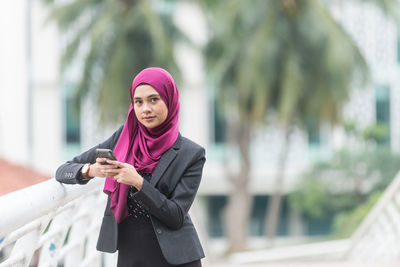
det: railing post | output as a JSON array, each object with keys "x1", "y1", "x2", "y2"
[
  {"x1": 9, "y1": 229, "x2": 39, "y2": 267},
  {"x1": 38, "y1": 206, "x2": 73, "y2": 267},
  {"x1": 0, "y1": 179, "x2": 109, "y2": 267}
]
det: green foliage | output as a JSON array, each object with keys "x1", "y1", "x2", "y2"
[
  {"x1": 290, "y1": 147, "x2": 400, "y2": 236},
  {"x1": 364, "y1": 148, "x2": 400, "y2": 191},
  {"x1": 43, "y1": 0, "x2": 181, "y2": 123},
  {"x1": 289, "y1": 172, "x2": 359, "y2": 220},
  {"x1": 289, "y1": 175, "x2": 329, "y2": 218},
  {"x1": 342, "y1": 120, "x2": 358, "y2": 135},
  {"x1": 332, "y1": 191, "x2": 381, "y2": 238},
  {"x1": 362, "y1": 123, "x2": 390, "y2": 144}
]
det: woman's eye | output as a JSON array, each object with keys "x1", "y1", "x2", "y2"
[
  {"x1": 151, "y1": 98, "x2": 158, "y2": 102},
  {"x1": 134, "y1": 100, "x2": 142, "y2": 105}
]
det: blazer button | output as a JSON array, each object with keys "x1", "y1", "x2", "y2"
[{"x1": 156, "y1": 228, "x2": 162, "y2": 234}]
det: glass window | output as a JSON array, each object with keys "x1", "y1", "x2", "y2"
[
  {"x1": 397, "y1": 38, "x2": 400, "y2": 63},
  {"x1": 375, "y1": 84, "x2": 390, "y2": 145},
  {"x1": 249, "y1": 195, "x2": 290, "y2": 236},
  {"x1": 249, "y1": 195, "x2": 268, "y2": 236},
  {"x1": 306, "y1": 119, "x2": 320, "y2": 146},
  {"x1": 213, "y1": 98, "x2": 226, "y2": 144},
  {"x1": 301, "y1": 213, "x2": 333, "y2": 236},
  {"x1": 62, "y1": 81, "x2": 81, "y2": 160},
  {"x1": 206, "y1": 195, "x2": 290, "y2": 238},
  {"x1": 206, "y1": 195, "x2": 227, "y2": 237},
  {"x1": 64, "y1": 82, "x2": 80, "y2": 144}
]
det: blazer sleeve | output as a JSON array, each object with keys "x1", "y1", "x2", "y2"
[
  {"x1": 55, "y1": 126, "x2": 124, "y2": 185},
  {"x1": 133, "y1": 147, "x2": 206, "y2": 230}
]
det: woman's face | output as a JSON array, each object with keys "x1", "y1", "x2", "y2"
[{"x1": 133, "y1": 84, "x2": 168, "y2": 128}]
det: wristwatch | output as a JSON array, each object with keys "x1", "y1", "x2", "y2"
[{"x1": 81, "y1": 163, "x2": 93, "y2": 180}]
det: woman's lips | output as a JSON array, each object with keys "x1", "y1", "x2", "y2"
[{"x1": 143, "y1": 116, "x2": 155, "y2": 122}]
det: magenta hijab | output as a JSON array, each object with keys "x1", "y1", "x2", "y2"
[{"x1": 103, "y1": 67, "x2": 180, "y2": 223}]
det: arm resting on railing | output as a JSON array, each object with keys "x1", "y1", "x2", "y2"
[{"x1": 55, "y1": 126, "x2": 123, "y2": 185}]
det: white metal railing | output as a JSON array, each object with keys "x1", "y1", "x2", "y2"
[
  {"x1": 346, "y1": 171, "x2": 400, "y2": 263},
  {"x1": 0, "y1": 178, "x2": 117, "y2": 267}
]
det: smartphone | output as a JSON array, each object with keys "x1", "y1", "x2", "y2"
[{"x1": 95, "y1": 148, "x2": 117, "y2": 165}]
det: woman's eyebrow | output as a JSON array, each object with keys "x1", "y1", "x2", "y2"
[
  {"x1": 147, "y1": 94, "x2": 160, "y2": 98},
  {"x1": 134, "y1": 94, "x2": 160, "y2": 100}
]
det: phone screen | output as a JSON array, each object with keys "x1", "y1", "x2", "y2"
[{"x1": 95, "y1": 149, "x2": 117, "y2": 164}]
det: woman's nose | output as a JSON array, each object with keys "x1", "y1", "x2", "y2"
[{"x1": 142, "y1": 102, "x2": 151, "y2": 112}]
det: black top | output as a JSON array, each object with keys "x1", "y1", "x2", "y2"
[{"x1": 127, "y1": 173, "x2": 152, "y2": 219}]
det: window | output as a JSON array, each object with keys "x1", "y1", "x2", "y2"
[
  {"x1": 252, "y1": 196, "x2": 289, "y2": 236},
  {"x1": 301, "y1": 213, "x2": 333, "y2": 236},
  {"x1": 397, "y1": 38, "x2": 400, "y2": 63},
  {"x1": 213, "y1": 98, "x2": 226, "y2": 144},
  {"x1": 306, "y1": 119, "x2": 320, "y2": 146},
  {"x1": 64, "y1": 82, "x2": 80, "y2": 144},
  {"x1": 62, "y1": 81, "x2": 81, "y2": 160},
  {"x1": 206, "y1": 195, "x2": 227, "y2": 237},
  {"x1": 206, "y1": 195, "x2": 290, "y2": 238},
  {"x1": 375, "y1": 84, "x2": 390, "y2": 145},
  {"x1": 249, "y1": 195, "x2": 268, "y2": 236}
]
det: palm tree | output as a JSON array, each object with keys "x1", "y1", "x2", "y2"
[
  {"x1": 265, "y1": 0, "x2": 400, "y2": 245},
  {"x1": 261, "y1": 0, "x2": 371, "y2": 244},
  {"x1": 202, "y1": 0, "x2": 369, "y2": 251},
  {"x1": 42, "y1": 0, "x2": 180, "y2": 121}
]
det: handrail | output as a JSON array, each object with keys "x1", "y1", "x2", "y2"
[
  {"x1": 0, "y1": 178, "x2": 114, "y2": 267},
  {"x1": 0, "y1": 178, "x2": 104, "y2": 237},
  {"x1": 349, "y1": 171, "x2": 400, "y2": 242},
  {"x1": 346, "y1": 171, "x2": 400, "y2": 262}
]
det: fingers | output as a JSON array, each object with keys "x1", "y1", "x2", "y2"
[
  {"x1": 96, "y1": 158, "x2": 131, "y2": 169},
  {"x1": 105, "y1": 159, "x2": 126, "y2": 168},
  {"x1": 96, "y1": 157, "x2": 106, "y2": 163},
  {"x1": 113, "y1": 173, "x2": 123, "y2": 183},
  {"x1": 106, "y1": 172, "x2": 119, "y2": 177},
  {"x1": 96, "y1": 157, "x2": 110, "y2": 165},
  {"x1": 102, "y1": 164, "x2": 120, "y2": 176},
  {"x1": 94, "y1": 160, "x2": 137, "y2": 181}
]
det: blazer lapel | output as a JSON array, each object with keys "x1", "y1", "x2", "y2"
[{"x1": 151, "y1": 135, "x2": 181, "y2": 186}]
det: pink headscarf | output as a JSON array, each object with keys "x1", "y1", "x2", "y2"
[{"x1": 103, "y1": 67, "x2": 180, "y2": 223}]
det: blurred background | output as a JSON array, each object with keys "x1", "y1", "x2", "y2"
[{"x1": 1, "y1": 0, "x2": 400, "y2": 266}]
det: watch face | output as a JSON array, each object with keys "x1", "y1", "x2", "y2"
[{"x1": 82, "y1": 164, "x2": 89, "y2": 174}]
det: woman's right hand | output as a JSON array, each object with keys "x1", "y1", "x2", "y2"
[{"x1": 88, "y1": 158, "x2": 119, "y2": 178}]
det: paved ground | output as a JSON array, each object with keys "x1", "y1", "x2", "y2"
[{"x1": 208, "y1": 261, "x2": 400, "y2": 267}]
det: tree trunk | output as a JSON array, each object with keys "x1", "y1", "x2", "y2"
[
  {"x1": 223, "y1": 119, "x2": 253, "y2": 252},
  {"x1": 265, "y1": 125, "x2": 293, "y2": 244}
]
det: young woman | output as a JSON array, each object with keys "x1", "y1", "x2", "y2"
[{"x1": 55, "y1": 67, "x2": 205, "y2": 266}]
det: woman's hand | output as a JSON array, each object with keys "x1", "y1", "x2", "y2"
[
  {"x1": 104, "y1": 159, "x2": 144, "y2": 190},
  {"x1": 88, "y1": 158, "x2": 120, "y2": 178}
]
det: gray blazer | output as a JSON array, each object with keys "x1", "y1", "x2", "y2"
[{"x1": 55, "y1": 126, "x2": 206, "y2": 265}]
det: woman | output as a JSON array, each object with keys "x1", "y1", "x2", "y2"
[{"x1": 55, "y1": 67, "x2": 206, "y2": 266}]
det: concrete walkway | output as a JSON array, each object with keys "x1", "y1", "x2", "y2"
[{"x1": 208, "y1": 262, "x2": 400, "y2": 267}]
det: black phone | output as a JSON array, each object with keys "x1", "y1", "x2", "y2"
[{"x1": 95, "y1": 148, "x2": 117, "y2": 165}]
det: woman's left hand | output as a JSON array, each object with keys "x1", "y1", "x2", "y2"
[{"x1": 105, "y1": 160, "x2": 143, "y2": 190}]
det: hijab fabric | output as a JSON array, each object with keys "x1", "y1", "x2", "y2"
[{"x1": 103, "y1": 67, "x2": 180, "y2": 223}]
